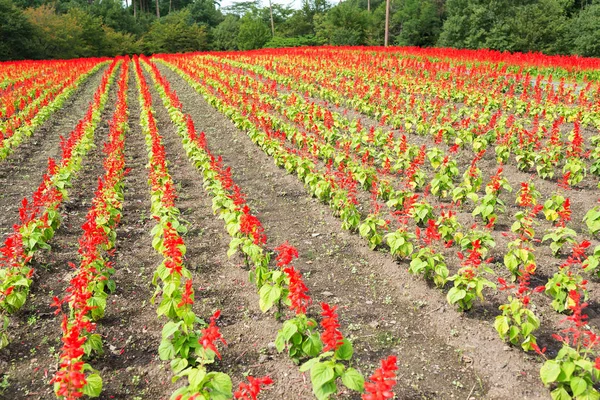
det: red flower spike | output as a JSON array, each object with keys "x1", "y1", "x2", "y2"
[
  {"x1": 283, "y1": 266, "x2": 311, "y2": 315},
  {"x1": 362, "y1": 355, "x2": 398, "y2": 400},
  {"x1": 320, "y1": 302, "x2": 344, "y2": 352},
  {"x1": 234, "y1": 376, "x2": 274, "y2": 400},
  {"x1": 177, "y1": 279, "x2": 194, "y2": 309},
  {"x1": 274, "y1": 241, "x2": 299, "y2": 267},
  {"x1": 199, "y1": 310, "x2": 227, "y2": 359}
]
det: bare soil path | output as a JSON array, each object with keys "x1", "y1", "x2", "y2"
[
  {"x1": 154, "y1": 62, "x2": 550, "y2": 399},
  {"x1": 0, "y1": 66, "x2": 107, "y2": 240}
]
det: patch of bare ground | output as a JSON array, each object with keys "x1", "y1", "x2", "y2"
[
  {"x1": 314, "y1": 97, "x2": 600, "y2": 336},
  {"x1": 154, "y1": 62, "x2": 551, "y2": 399},
  {"x1": 140, "y1": 66, "x2": 312, "y2": 399},
  {"x1": 89, "y1": 67, "x2": 172, "y2": 400},
  {"x1": 0, "y1": 66, "x2": 107, "y2": 240},
  {"x1": 0, "y1": 65, "x2": 119, "y2": 400}
]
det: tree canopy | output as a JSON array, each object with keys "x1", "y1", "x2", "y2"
[{"x1": 1, "y1": 0, "x2": 600, "y2": 60}]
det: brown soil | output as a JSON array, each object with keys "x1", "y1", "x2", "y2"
[
  {"x1": 0, "y1": 66, "x2": 107, "y2": 240},
  {"x1": 0, "y1": 56, "x2": 573, "y2": 400},
  {"x1": 156, "y1": 63, "x2": 549, "y2": 399},
  {"x1": 0, "y1": 65, "x2": 119, "y2": 399}
]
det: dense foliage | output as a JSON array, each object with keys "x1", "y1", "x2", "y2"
[{"x1": 1, "y1": 0, "x2": 600, "y2": 60}]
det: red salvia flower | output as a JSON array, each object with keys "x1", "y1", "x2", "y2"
[
  {"x1": 320, "y1": 302, "x2": 344, "y2": 352},
  {"x1": 275, "y1": 241, "x2": 299, "y2": 267},
  {"x1": 234, "y1": 376, "x2": 274, "y2": 400},
  {"x1": 199, "y1": 310, "x2": 227, "y2": 359},
  {"x1": 240, "y1": 206, "x2": 267, "y2": 245},
  {"x1": 283, "y1": 266, "x2": 311, "y2": 314},
  {"x1": 362, "y1": 355, "x2": 398, "y2": 400},
  {"x1": 177, "y1": 279, "x2": 194, "y2": 308}
]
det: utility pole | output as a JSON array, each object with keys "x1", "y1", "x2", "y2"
[
  {"x1": 367, "y1": 0, "x2": 370, "y2": 12},
  {"x1": 156, "y1": 0, "x2": 160, "y2": 18},
  {"x1": 269, "y1": 0, "x2": 275, "y2": 36},
  {"x1": 384, "y1": 0, "x2": 390, "y2": 46}
]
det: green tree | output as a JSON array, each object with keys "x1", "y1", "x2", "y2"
[
  {"x1": 277, "y1": 11, "x2": 313, "y2": 37},
  {"x1": 25, "y1": 5, "x2": 90, "y2": 59},
  {"x1": 438, "y1": 0, "x2": 495, "y2": 49},
  {"x1": 315, "y1": 0, "x2": 372, "y2": 45},
  {"x1": 0, "y1": 0, "x2": 39, "y2": 60},
  {"x1": 103, "y1": 25, "x2": 141, "y2": 55},
  {"x1": 438, "y1": 0, "x2": 570, "y2": 53},
  {"x1": 143, "y1": 9, "x2": 208, "y2": 53},
  {"x1": 571, "y1": 2, "x2": 600, "y2": 56},
  {"x1": 88, "y1": 0, "x2": 139, "y2": 35},
  {"x1": 212, "y1": 14, "x2": 240, "y2": 50},
  {"x1": 393, "y1": 0, "x2": 442, "y2": 46},
  {"x1": 504, "y1": 0, "x2": 570, "y2": 54},
  {"x1": 188, "y1": 0, "x2": 223, "y2": 27},
  {"x1": 237, "y1": 15, "x2": 270, "y2": 50},
  {"x1": 223, "y1": 0, "x2": 259, "y2": 16}
]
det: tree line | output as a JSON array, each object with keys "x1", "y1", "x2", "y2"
[{"x1": 1, "y1": 0, "x2": 600, "y2": 61}]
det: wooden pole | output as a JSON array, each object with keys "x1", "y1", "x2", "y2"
[
  {"x1": 384, "y1": 0, "x2": 390, "y2": 46},
  {"x1": 269, "y1": 0, "x2": 275, "y2": 36}
]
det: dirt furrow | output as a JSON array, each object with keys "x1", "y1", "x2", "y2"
[
  {"x1": 88, "y1": 66, "x2": 173, "y2": 400},
  {"x1": 0, "y1": 66, "x2": 108, "y2": 240},
  {"x1": 155, "y1": 62, "x2": 552, "y2": 399},
  {"x1": 140, "y1": 67, "x2": 312, "y2": 399},
  {"x1": 0, "y1": 67, "x2": 118, "y2": 400}
]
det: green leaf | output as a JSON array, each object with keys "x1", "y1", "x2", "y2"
[
  {"x1": 188, "y1": 367, "x2": 207, "y2": 389},
  {"x1": 275, "y1": 332, "x2": 285, "y2": 353},
  {"x1": 281, "y1": 321, "x2": 298, "y2": 341},
  {"x1": 314, "y1": 380, "x2": 337, "y2": 400},
  {"x1": 550, "y1": 386, "x2": 573, "y2": 400},
  {"x1": 300, "y1": 357, "x2": 320, "y2": 372},
  {"x1": 162, "y1": 321, "x2": 181, "y2": 339},
  {"x1": 207, "y1": 372, "x2": 233, "y2": 397},
  {"x1": 158, "y1": 339, "x2": 176, "y2": 361},
  {"x1": 82, "y1": 373, "x2": 103, "y2": 398},
  {"x1": 258, "y1": 283, "x2": 282, "y2": 313},
  {"x1": 302, "y1": 333, "x2": 323, "y2": 357},
  {"x1": 494, "y1": 316, "x2": 509, "y2": 337},
  {"x1": 571, "y1": 376, "x2": 587, "y2": 397},
  {"x1": 170, "y1": 358, "x2": 188, "y2": 374},
  {"x1": 540, "y1": 360, "x2": 561, "y2": 385},
  {"x1": 334, "y1": 339, "x2": 353, "y2": 361},
  {"x1": 83, "y1": 333, "x2": 103, "y2": 356},
  {"x1": 311, "y1": 362, "x2": 335, "y2": 388},
  {"x1": 447, "y1": 287, "x2": 466, "y2": 305},
  {"x1": 341, "y1": 367, "x2": 364, "y2": 392}
]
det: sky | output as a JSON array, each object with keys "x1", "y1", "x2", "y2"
[{"x1": 219, "y1": 0, "x2": 304, "y2": 11}]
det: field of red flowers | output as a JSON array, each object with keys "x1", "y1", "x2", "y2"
[{"x1": 2, "y1": 47, "x2": 600, "y2": 400}]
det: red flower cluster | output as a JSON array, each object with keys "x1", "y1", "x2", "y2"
[
  {"x1": 552, "y1": 290, "x2": 600, "y2": 350},
  {"x1": 234, "y1": 376, "x2": 274, "y2": 400},
  {"x1": 163, "y1": 222, "x2": 185, "y2": 276},
  {"x1": 177, "y1": 279, "x2": 194, "y2": 308},
  {"x1": 320, "y1": 302, "x2": 344, "y2": 352},
  {"x1": 199, "y1": 310, "x2": 227, "y2": 359},
  {"x1": 240, "y1": 205, "x2": 267, "y2": 245},
  {"x1": 487, "y1": 167, "x2": 504, "y2": 194},
  {"x1": 275, "y1": 241, "x2": 299, "y2": 267},
  {"x1": 556, "y1": 198, "x2": 571, "y2": 227},
  {"x1": 423, "y1": 219, "x2": 441, "y2": 245},
  {"x1": 283, "y1": 266, "x2": 311, "y2": 315},
  {"x1": 362, "y1": 355, "x2": 398, "y2": 400}
]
